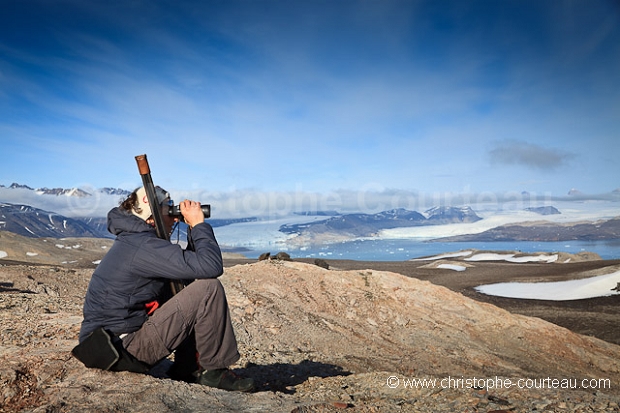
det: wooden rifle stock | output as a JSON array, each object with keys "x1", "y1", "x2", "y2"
[{"x1": 135, "y1": 154, "x2": 184, "y2": 296}]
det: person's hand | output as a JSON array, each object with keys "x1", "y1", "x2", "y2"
[{"x1": 179, "y1": 199, "x2": 205, "y2": 229}]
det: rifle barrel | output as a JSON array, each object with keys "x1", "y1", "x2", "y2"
[{"x1": 135, "y1": 154, "x2": 184, "y2": 295}]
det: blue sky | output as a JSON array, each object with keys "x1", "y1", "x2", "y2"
[{"x1": 1, "y1": 0, "x2": 619, "y2": 204}]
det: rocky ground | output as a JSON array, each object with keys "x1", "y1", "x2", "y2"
[
  {"x1": 288, "y1": 254, "x2": 620, "y2": 347},
  {"x1": 1, "y1": 234, "x2": 620, "y2": 412}
]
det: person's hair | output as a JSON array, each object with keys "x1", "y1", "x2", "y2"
[{"x1": 119, "y1": 188, "x2": 143, "y2": 215}]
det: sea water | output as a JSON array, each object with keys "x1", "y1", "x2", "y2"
[{"x1": 240, "y1": 238, "x2": 620, "y2": 261}]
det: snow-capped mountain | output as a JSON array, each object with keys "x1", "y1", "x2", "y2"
[
  {"x1": 425, "y1": 206, "x2": 482, "y2": 224},
  {"x1": 0, "y1": 203, "x2": 111, "y2": 238},
  {"x1": 99, "y1": 187, "x2": 133, "y2": 196},
  {"x1": 280, "y1": 207, "x2": 483, "y2": 239},
  {"x1": 3, "y1": 183, "x2": 131, "y2": 198}
]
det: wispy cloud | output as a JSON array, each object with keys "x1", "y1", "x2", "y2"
[
  {"x1": 4, "y1": 184, "x2": 618, "y2": 221},
  {"x1": 488, "y1": 140, "x2": 575, "y2": 171}
]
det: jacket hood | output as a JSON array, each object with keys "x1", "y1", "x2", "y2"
[{"x1": 107, "y1": 207, "x2": 155, "y2": 236}]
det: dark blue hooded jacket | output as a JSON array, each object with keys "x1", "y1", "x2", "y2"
[{"x1": 78, "y1": 207, "x2": 223, "y2": 342}]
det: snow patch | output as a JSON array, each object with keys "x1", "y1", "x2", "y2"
[
  {"x1": 476, "y1": 271, "x2": 620, "y2": 301},
  {"x1": 437, "y1": 264, "x2": 467, "y2": 271},
  {"x1": 464, "y1": 253, "x2": 558, "y2": 263},
  {"x1": 410, "y1": 251, "x2": 473, "y2": 261},
  {"x1": 0, "y1": 251, "x2": 7, "y2": 259}
]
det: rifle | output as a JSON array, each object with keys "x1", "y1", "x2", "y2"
[{"x1": 135, "y1": 154, "x2": 184, "y2": 296}]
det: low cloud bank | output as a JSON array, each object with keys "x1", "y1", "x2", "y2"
[
  {"x1": 1, "y1": 187, "x2": 618, "y2": 219},
  {"x1": 0, "y1": 188, "x2": 123, "y2": 218},
  {"x1": 169, "y1": 188, "x2": 620, "y2": 219}
]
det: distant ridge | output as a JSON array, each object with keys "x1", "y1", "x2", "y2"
[
  {"x1": 35, "y1": 187, "x2": 91, "y2": 197},
  {"x1": 524, "y1": 205, "x2": 561, "y2": 215},
  {"x1": 280, "y1": 206, "x2": 482, "y2": 239},
  {"x1": 0, "y1": 203, "x2": 111, "y2": 238},
  {"x1": 2, "y1": 182, "x2": 131, "y2": 198},
  {"x1": 434, "y1": 217, "x2": 620, "y2": 242}
]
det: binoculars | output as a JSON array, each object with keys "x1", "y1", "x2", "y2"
[{"x1": 167, "y1": 204, "x2": 211, "y2": 221}]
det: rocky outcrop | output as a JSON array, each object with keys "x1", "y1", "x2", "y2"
[{"x1": 225, "y1": 261, "x2": 620, "y2": 379}]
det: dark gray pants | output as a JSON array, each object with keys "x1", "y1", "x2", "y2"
[{"x1": 122, "y1": 278, "x2": 240, "y2": 371}]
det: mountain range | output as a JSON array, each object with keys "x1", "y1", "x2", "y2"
[
  {"x1": 0, "y1": 203, "x2": 112, "y2": 238},
  {"x1": 3, "y1": 182, "x2": 132, "y2": 197},
  {"x1": 280, "y1": 206, "x2": 482, "y2": 238},
  {"x1": 0, "y1": 183, "x2": 261, "y2": 238},
  {"x1": 434, "y1": 217, "x2": 620, "y2": 242},
  {"x1": 1, "y1": 183, "x2": 620, "y2": 244}
]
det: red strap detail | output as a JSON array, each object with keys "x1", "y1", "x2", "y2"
[{"x1": 145, "y1": 301, "x2": 159, "y2": 315}]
